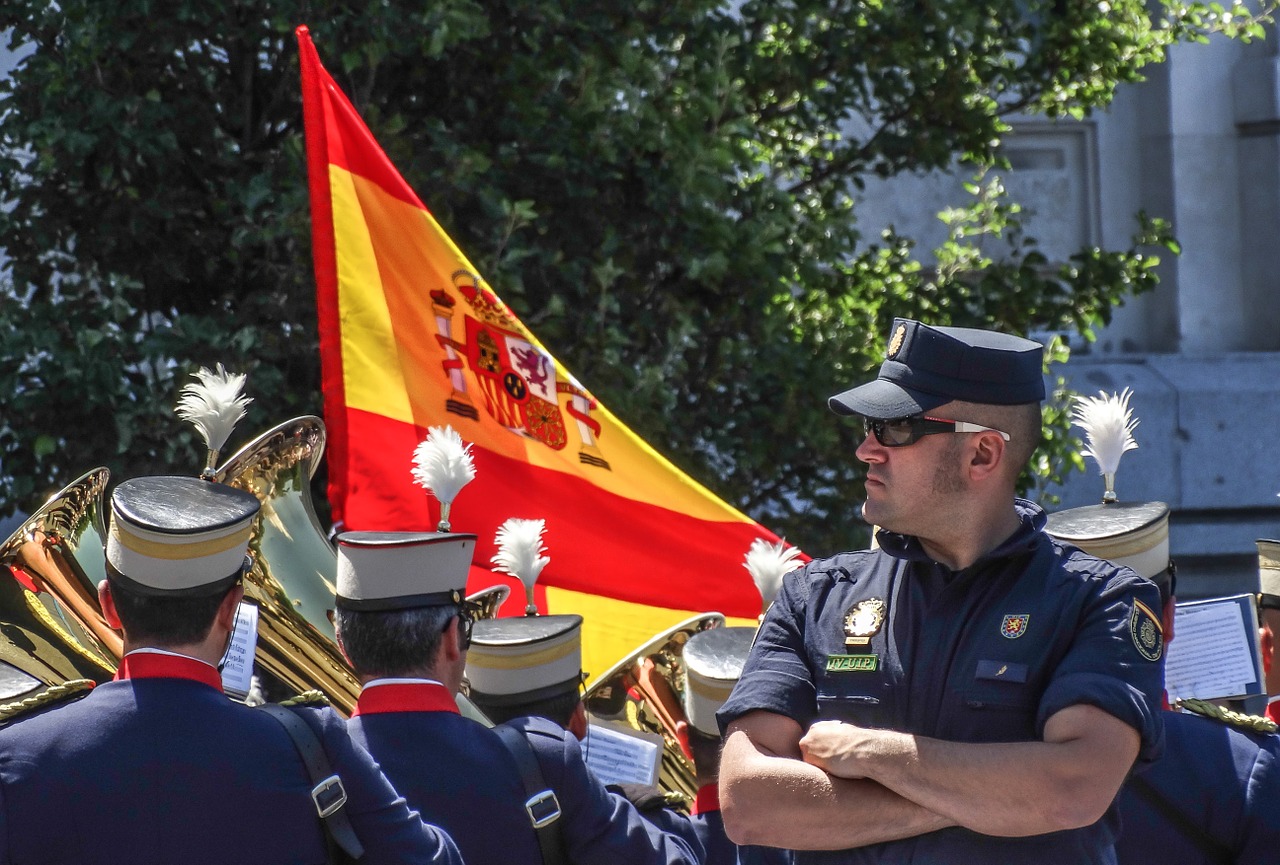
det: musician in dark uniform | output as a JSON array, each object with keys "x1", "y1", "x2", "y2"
[
  {"x1": 1049, "y1": 502, "x2": 1280, "y2": 864},
  {"x1": 333, "y1": 530, "x2": 701, "y2": 865},
  {"x1": 631, "y1": 626, "x2": 790, "y2": 865},
  {"x1": 717, "y1": 318, "x2": 1166, "y2": 864},
  {"x1": 0, "y1": 475, "x2": 460, "y2": 865}
]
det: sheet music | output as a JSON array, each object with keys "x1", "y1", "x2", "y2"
[
  {"x1": 220, "y1": 601, "x2": 259, "y2": 701},
  {"x1": 1165, "y1": 595, "x2": 1261, "y2": 702},
  {"x1": 582, "y1": 722, "x2": 662, "y2": 787}
]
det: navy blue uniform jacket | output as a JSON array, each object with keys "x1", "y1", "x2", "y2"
[
  {"x1": 1115, "y1": 709, "x2": 1280, "y2": 864},
  {"x1": 0, "y1": 653, "x2": 461, "y2": 865},
  {"x1": 718, "y1": 501, "x2": 1165, "y2": 865},
  {"x1": 347, "y1": 682, "x2": 700, "y2": 865}
]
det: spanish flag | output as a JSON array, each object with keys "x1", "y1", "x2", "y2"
[{"x1": 297, "y1": 27, "x2": 796, "y2": 676}]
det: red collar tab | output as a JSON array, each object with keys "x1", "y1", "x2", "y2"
[
  {"x1": 691, "y1": 783, "x2": 720, "y2": 816},
  {"x1": 115, "y1": 652, "x2": 223, "y2": 692},
  {"x1": 1267, "y1": 701, "x2": 1280, "y2": 725},
  {"x1": 353, "y1": 682, "x2": 460, "y2": 717}
]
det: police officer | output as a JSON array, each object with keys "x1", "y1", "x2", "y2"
[
  {"x1": 1050, "y1": 502, "x2": 1280, "y2": 864},
  {"x1": 631, "y1": 627, "x2": 790, "y2": 865},
  {"x1": 717, "y1": 318, "x2": 1166, "y2": 864},
  {"x1": 0, "y1": 475, "x2": 461, "y2": 865},
  {"x1": 333, "y1": 530, "x2": 701, "y2": 865},
  {"x1": 1255, "y1": 540, "x2": 1280, "y2": 724}
]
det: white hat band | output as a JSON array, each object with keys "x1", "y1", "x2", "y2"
[{"x1": 107, "y1": 519, "x2": 250, "y2": 592}]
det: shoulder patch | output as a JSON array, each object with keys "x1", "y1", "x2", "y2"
[
  {"x1": 0, "y1": 678, "x2": 96, "y2": 723},
  {"x1": 1129, "y1": 598, "x2": 1163, "y2": 661},
  {"x1": 1177, "y1": 698, "x2": 1278, "y2": 734}
]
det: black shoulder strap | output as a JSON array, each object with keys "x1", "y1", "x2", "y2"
[
  {"x1": 1129, "y1": 774, "x2": 1232, "y2": 865},
  {"x1": 491, "y1": 723, "x2": 566, "y2": 865},
  {"x1": 258, "y1": 703, "x2": 365, "y2": 863}
]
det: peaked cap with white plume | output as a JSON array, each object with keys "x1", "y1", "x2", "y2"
[
  {"x1": 491, "y1": 518, "x2": 549, "y2": 616},
  {"x1": 175, "y1": 363, "x2": 252, "y2": 479},
  {"x1": 1070, "y1": 387, "x2": 1139, "y2": 504},
  {"x1": 411, "y1": 425, "x2": 476, "y2": 531},
  {"x1": 744, "y1": 538, "x2": 803, "y2": 616}
]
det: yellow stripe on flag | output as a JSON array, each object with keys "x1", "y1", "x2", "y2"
[{"x1": 545, "y1": 584, "x2": 757, "y2": 685}]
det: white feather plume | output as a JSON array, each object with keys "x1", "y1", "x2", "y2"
[
  {"x1": 744, "y1": 538, "x2": 803, "y2": 612},
  {"x1": 175, "y1": 363, "x2": 251, "y2": 455},
  {"x1": 410, "y1": 425, "x2": 476, "y2": 505},
  {"x1": 491, "y1": 518, "x2": 550, "y2": 597},
  {"x1": 1071, "y1": 388, "x2": 1140, "y2": 476}
]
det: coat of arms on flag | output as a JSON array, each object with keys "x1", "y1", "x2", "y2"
[{"x1": 430, "y1": 271, "x2": 606, "y2": 466}]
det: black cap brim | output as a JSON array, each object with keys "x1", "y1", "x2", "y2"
[{"x1": 828, "y1": 378, "x2": 949, "y2": 419}]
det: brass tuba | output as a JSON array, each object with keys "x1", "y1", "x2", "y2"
[
  {"x1": 582, "y1": 612, "x2": 724, "y2": 803},
  {"x1": 214, "y1": 415, "x2": 498, "y2": 722},
  {"x1": 0, "y1": 468, "x2": 119, "y2": 702},
  {"x1": 212, "y1": 415, "x2": 362, "y2": 713},
  {"x1": 465, "y1": 584, "x2": 510, "y2": 620}
]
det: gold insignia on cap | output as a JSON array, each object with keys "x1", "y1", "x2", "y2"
[
  {"x1": 887, "y1": 324, "x2": 907, "y2": 359},
  {"x1": 843, "y1": 598, "x2": 887, "y2": 647}
]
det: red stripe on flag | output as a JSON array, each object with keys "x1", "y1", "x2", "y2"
[
  {"x1": 340, "y1": 408, "x2": 772, "y2": 618},
  {"x1": 298, "y1": 26, "x2": 351, "y2": 525}
]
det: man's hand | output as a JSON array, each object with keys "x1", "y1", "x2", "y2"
[
  {"x1": 799, "y1": 720, "x2": 877, "y2": 779},
  {"x1": 720, "y1": 711, "x2": 955, "y2": 849}
]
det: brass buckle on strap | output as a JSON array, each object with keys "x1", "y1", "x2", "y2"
[
  {"x1": 312, "y1": 774, "x2": 348, "y2": 819},
  {"x1": 525, "y1": 789, "x2": 561, "y2": 828}
]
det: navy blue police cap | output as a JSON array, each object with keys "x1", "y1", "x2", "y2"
[{"x1": 829, "y1": 318, "x2": 1045, "y2": 419}]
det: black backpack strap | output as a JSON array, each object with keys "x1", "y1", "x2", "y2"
[
  {"x1": 259, "y1": 703, "x2": 365, "y2": 862},
  {"x1": 491, "y1": 723, "x2": 566, "y2": 865},
  {"x1": 1129, "y1": 774, "x2": 1232, "y2": 865}
]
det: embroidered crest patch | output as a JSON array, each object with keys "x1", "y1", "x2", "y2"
[
  {"x1": 1000, "y1": 614, "x2": 1030, "y2": 639},
  {"x1": 1130, "y1": 598, "x2": 1164, "y2": 661}
]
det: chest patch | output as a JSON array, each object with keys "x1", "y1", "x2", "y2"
[
  {"x1": 826, "y1": 654, "x2": 880, "y2": 673},
  {"x1": 843, "y1": 598, "x2": 887, "y2": 647},
  {"x1": 1000, "y1": 614, "x2": 1030, "y2": 639},
  {"x1": 1130, "y1": 598, "x2": 1164, "y2": 661}
]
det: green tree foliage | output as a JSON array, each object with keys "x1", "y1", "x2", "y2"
[{"x1": 0, "y1": 0, "x2": 1268, "y2": 553}]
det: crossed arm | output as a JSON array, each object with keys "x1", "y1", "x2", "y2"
[{"x1": 719, "y1": 704, "x2": 1140, "y2": 850}]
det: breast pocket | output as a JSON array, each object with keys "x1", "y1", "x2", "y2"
[
  {"x1": 955, "y1": 660, "x2": 1038, "y2": 739},
  {"x1": 816, "y1": 668, "x2": 897, "y2": 728}
]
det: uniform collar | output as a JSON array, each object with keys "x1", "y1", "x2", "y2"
[
  {"x1": 691, "y1": 783, "x2": 719, "y2": 816},
  {"x1": 115, "y1": 648, "x2": 223, "y2": 692},
  {"x1": 876, "y1": 498, "x2": 1045, "y2": 567},
  {"x1": 353, "y1": 679, "x2": 460, "y2": 716}
]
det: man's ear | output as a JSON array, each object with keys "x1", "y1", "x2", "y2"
[
  {"x1": 568, "y1": 701, "x2": 588, "y2": 741},
  {"x1": 98, "y1": 580, "x2": 123, "y2": 630},
  {"x1": 441, "y1": 615, "x2": 463, "y2": 665},
  {"x1": 1262, "y1": 622, "x2": 1275, "y2": 676},
  {"x1": 214, "y1": 585, "x2": 245, "y2": 633},
  {"x1": 966, "y1": 431, "x2": 1007, "y2": 481},
  {"x1": 674, "y1": 718, "x2": 695, "y2": 762}
]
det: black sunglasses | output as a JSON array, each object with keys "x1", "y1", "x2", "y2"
[{"x1": 861, "y1": 415, "x2": 1012, "y2": 448}]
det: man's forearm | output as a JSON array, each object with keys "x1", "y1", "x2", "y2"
[
  {"x1": 720, "y1": 738, "x2": 954, "y2": 850},
  {"x1": 800, "y1": 707, "x2": 1140, "y2": 837},
  {"x1": 862, "y1": 732, "x2": 1100, "y2": 835}
]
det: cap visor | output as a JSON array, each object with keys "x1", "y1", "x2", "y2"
[{"x1": 828, "y1": 378, "x2": 947, "y2": 419}]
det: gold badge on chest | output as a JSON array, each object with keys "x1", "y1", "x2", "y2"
[{"x1": 843, "y1": 598, "x2": 887, "y2": 647}]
